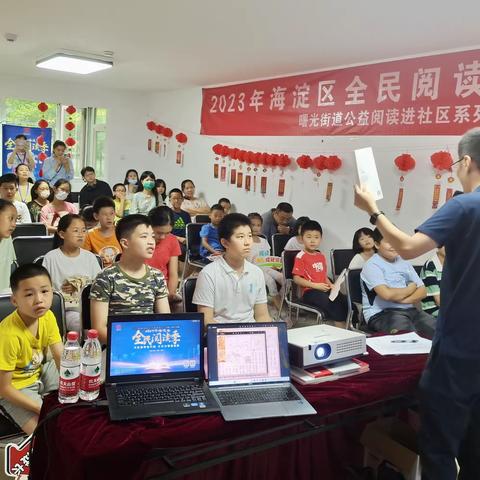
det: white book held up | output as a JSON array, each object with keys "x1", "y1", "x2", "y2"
[{"x1": 354, "y1": 147, "x2": 384, "y2": 201}]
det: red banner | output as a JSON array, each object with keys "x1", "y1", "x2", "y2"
[{"x1": 201, "y1": 49, "x2": 480, "y2": 136}]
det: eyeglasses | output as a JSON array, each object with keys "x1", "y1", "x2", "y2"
[{"x1": 451, "y1": 156, "x2": 465, "y2": 168}]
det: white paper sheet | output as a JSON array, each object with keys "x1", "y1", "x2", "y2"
[
  {"x1": 355, "y1": 147, "x2": 383, "y2": 200},
  {"x1": 366, "y1": 332, "x2": 432, "y2": 355},
  {"x1": 329, "y1": 268, "x2": 346, "y2": 301}
]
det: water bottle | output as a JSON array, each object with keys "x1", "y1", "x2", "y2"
[
  {"x1": 58, "y1": 331, "x2": 81, "y2": 404},
  {"x1": 79, "y1": 329, "x2": 102, "y2": 401}
]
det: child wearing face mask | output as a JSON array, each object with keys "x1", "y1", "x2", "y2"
[
  {"x1": 129, "y1": 171, "x2": 158, "y2": 215},
  {"x1": 40, "y1": 179, "x2": 78, "y2": 234},
  {"x1": 123, "y1": 169, "x2": 140, "y2": 201},
  {"x1": 27, "y1": 180, "x2": 52, "y2": 222}
]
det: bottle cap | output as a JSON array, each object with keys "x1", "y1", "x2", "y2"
[
  {"x1": 67, "y1": 331, "x2": 79, "y2": 342},
  {"x1": 87, "y1": 329, "x2": 99, "y2": 339}
]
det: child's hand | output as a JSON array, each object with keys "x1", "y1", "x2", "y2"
[
  {"x1": 314, "y1": 283, "x2": 331, "y2": 292},
  {"x1": 61, "y1": 282, "x2": 74, "y2": 294}
]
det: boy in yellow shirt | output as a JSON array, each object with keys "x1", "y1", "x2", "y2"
[
  {"x1": 0, "y1": 264, "x2": 63, "y2": 434},
  {"x1": 83, "y1": 196, "x2": 122, "y2": 268}
]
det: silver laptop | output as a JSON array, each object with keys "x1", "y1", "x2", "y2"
[{"x1": 207, "y1": 322, "x2": 316, "y2": 421}]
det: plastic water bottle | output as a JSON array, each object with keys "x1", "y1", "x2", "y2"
[
  {"x1": 58, "y1": 331, "x2": 81, "y2": 404},
  {"x1": 79, "y1": 329, "x2": 102, "y2": 401}
]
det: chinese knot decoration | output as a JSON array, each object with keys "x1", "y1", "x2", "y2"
[
  {"x1": 394, "y1": 154, "x2": 416, "y2": 210},
  {"x1": 175, "y1": 132, "x2": 188, "y2": 166},
  {"x1": 64, "y1": 106, "x2": 77, "y2": 149},
  {"x1": 430, "y1": 150, "x2": 454, "y2": 208},
  {"x1": 37, "y1": 102, "x2": 49, "y2": 129}
]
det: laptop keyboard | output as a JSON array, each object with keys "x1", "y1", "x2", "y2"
[
  {"x1": 116, "y1": 383, "x2": 207, "y2": 406},
  {"x1": 216, "y1": 387, "x2": 300, "y2": 406}
]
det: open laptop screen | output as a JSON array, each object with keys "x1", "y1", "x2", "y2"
[
  {"x1": 207, "y1": 323, "x2": 290, "y2": 386},
  {"x1": 108, "y1": 316, "x2": 202, "y2": 380}
]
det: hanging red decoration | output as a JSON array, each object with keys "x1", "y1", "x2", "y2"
[
  {"x1": 37, "y1": 102, "x2": 48, "y2": 113},
  {"x1": 65, "y1": 121, "x2": 75, "y2": 131},
  {"x1": 325, "y1": 155, "x2": 342, "y2": 171},
  {"x1": 163, "y1": 127, "x2": 173, "y2": 138},
  {"x1": 246, "y1": 151, "x2": 256, "y2": 164},
  {"x1": 220, "y1": 146, "x2": 230, "y2": 157},
  {"x1": 277, "y1": 154, "x2": 291, "y2": 168},
  {"x1": 230, "y1": 148, "x2": 240, "y2": 160},
  {"x1": 38, "y1": 152, "x2": 47, "y2": 161},
  {"x1": 430, "y1": 151, "x2": 453, "y2": 171},
  {"x1": 296, "y1": 155, "x2": 313, "y2": 169},
  {"x1": 238, "y1": 150, "x2": 248, "y2": 162},
  {"x1": 65, "y1": 137, "x2": 76, "y2": 147},
  {"x1": 212, "y1": 144, "x2": 223, "y2": 156},
  {"x1": 394, "y1": 153, "x2": 416, "y2": 172},
  {"x1": 313, "y1": 155, "x2": 328, "y2": 170},
  {"x1": 155, "y1": 124, "x2": 164, "y2": 135},
  {"x1": 38, "y1": 119, "x2": 49, "y2": 129},
  {"x1": 253, "y1": 152, "x2": 262, "y2": 166},
  {"x1": 36, "y1": 135, "x2": 45, "y2": 146},
  {"x1": 175, "y1": 132, "x2": 188, "y2": 144},
  {"x1": 65, "y1": 105, "x2": 76, "y2": 115},
  {"x1": 146, "y1": 121, "x2": 156, "y2": 131}
]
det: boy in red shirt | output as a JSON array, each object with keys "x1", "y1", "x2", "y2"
[{"x1": 292, "y1": 220, "x2": 347, "y2": 326}]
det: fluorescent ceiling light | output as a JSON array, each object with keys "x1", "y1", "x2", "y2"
[{"x1": 36, "y1": 53, "x2": 113, "y2": 75}]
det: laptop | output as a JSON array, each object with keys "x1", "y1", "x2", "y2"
[
  {"x1": 105, "y1": 313, "x2": 219, "y2": 421},
  {"x1": 207, "y1": 322, "x2": 316, "y2": 421}
]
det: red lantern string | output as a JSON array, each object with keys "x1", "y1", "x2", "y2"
[
  {"x1": 430, "y1": 151, "x2": 453, "y2": 171},
  {"x1": 175, "y1": 132, "x2": 187, "y2": 166},
  {"x1": 296, "y1": 155, "x2": 313, "y2": 169},
  {"x1": 65, "y1": 105, "x2": 76, "y2": 115},
  {"x1": 65, "y1": 137, "x2": 76, "y2": 147},
  {"x1": 162, "y1": 127, "x2": 173, "y2": 138},
  {"x1": 146, "y1": 121, "x2": 156, "y2": 131},
  {"x1": 313, "y1": 155, "x2": 328, "y2": 171},
  {"x1": 325, "y1": 155, "x2": 342, "y2": 171},
  {"x1": 38, "y1": 119, "x2": 48, "y2": 129},
  {"x1": 394, "y1": 153, "x2": 416, "y2": 172},
  {"x1": 37, "y1": 102, "x2": 48, "y2": 113},
  {"x1": 155, "y1": 124, "x2": 164, "y2": 135},
  {"x1": 64, "y1": 121, "x2": 75, "y2": 131},
  {"x1": 175, "y1": 132, "x2": 188, "y2": 144}
]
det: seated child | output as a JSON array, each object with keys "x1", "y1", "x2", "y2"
[
  {"x1": 361, "y1": 228, "x2": 436, "y2": 337},
  {"x1": 146, "y1": 206, "x2": 182, "y2": 302},
  {"x1": 199, "y1": 204, "x2": 225, "y2": 259},
  {"x1": 247, "y1": 213, "x2": 284, "y2": 313},
  {"x1": 420, "y1": 247, "x2": 445, "y2": 318},
  {"x1": 218, "y1": 197, "x2": 232, "y2": 214},
  {"x1": 80, "y1": 205, "x2": 98, "y2": 230},
  {"x1": 0, "y1": 173, "x2": 31, "y2": 224},
  {"x1": 284, "y1": 216, "x2": 310, "y2": 251},
  {"x1": 0, "y1": 199, "x2": 17, "y2": 292},
  {"x1": 90, "y1": 214, "x2": 170, "y2": 344},
  {"x1": 112, "y1": 183, "x2": 131, "y2": 223},
  {"x1": 293, "y1": 220, "x2": 348, "y2": 326},
  {"x1": 193, "y1": 213, "x2": 271, "y2": 326},
  {"x1": 168, "y1": 188, "x2": 192, "y2": 256},
  {"x1": 83, "y1": 196, "x2": 122, "y2": 268},
  {"x1": 43, "y1": 214, "x2": 102, "y2": 333},
  {"x1": 0, "y1": 264, "x2": 62, "y2": 434},
  {"x1": 349, "y1": 227, "x2": 376, "y2": 269}
]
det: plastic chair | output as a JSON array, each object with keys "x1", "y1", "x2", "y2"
[
  {"x1": 182, "y1": 277, "x2": 198, "y2": 313},
  {"x1": 12, "y1": 236, "x2": 54, "y2": 266},
  {"x1": 12, "y1": 223, "x2": 47, "y2": 238},
  {"x1": 279, "y1": 250, "x2": 324, "y2": 326},
  {"x1": 330, "y1": 249, "x2": 355, "y2": 279},
  {"x1": 271, "y1": 234, "x2": 293, "y2": 257}
]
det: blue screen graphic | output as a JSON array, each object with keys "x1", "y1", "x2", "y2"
[{"x1": 109, "y1": 319, "x2": 201, "y2": 377}]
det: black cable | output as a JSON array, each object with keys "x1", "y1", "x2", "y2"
[{"x1": 28, "y1": 399, "x2": 109, "y2": 480}]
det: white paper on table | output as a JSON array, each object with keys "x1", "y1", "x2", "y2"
[
  {"x1": 355, "y1": 147, "x2": 383, "y2": 200},
  {"x1": 366, "y1": 332, "x2": 432, "y2": 355},
  {"x1": 329, "y1": 268, "x2": 346, "y2": 301}
]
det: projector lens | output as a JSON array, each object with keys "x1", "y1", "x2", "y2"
[{"x1": 314, "y1": 344, "x2": 331, "y2": 360}]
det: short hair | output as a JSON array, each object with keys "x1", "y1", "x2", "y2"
[
  {"x1": 293, "y1": 216, "x2": 310, "y2": 235},
  {"x1": 53, "y1": 178, "x2": 71, "y2": 191},
  {"x1": 276, "y1": 202, "x2": 293, "y2": 214},
  {"x1": 301, "y1": 220, "x2": 323, "y2": 236},
  {"x1": 92, "y1": 196, "x2": 115, "y2": 214},
  {"x1": 0, "y1": 173, "x2": 17, "y2": 186},
  {"x1": 372, "y1": 228, "x2": 383, "y2": 244},
  {"x1": 352, "y1": 227, "x2": 375, "y2": 253},
  {"x1": 247, "y1": 212, "x2": 263, "y2": 223},
  {"x1": 0, "y1": 199, "x2": 16, "y2": 214},
  {"x1": 10, "y1": 264, "x2": 52, "y2": 292},
  {"x1": 112, "y1": 183, "x2": 126, "y2": 192},
  {"x1": 116, "y1": 214, "x2": 151, "y2": 242},
  {"x1": 53, "y1": 140, "x2": 66, "y2": 150},
  {"x1": 181, "y1": 179, "x2": 194, "y2": 191},
  {"x1": 218, "y1": 197, "x2": 231, "y2": 205},
  {"x1": 148, "y1": 206, "x2": 174, "y2": 227},
  {"x1": 168, "y1": 188, "x2": 183, "y2": 197},
  {"x1": 81, "y1": 166, "x2": 95, "y2": 177},
  {"x1": 80, "y1": 205, "x2": 95, "y2": 222},
  {"x1": 210, "y1": 203, "x2": 224, "y2": 213},
  {"x1": 53, "y1": 214, "x2": 85, "y2": 249},
  {"x1": 458, "y1": 128, "x2": 480, "y2": 168},
  {"x1": 15, "y1": 134, "x2": 27, "y2": 141},
  {"x1": 218, "y1": 213, "x2": 251, "y2": 241}
]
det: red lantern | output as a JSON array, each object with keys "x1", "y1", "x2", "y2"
[
  {"x1": 313, "y1": 155, "x2": 328, "y2": 170},
  {"x1": 219, "y1": 146, "x2": 230, "y2": 157},
  {"x1": 325, "y1": 155, "x2": 342, "y2": 171},
  {"x1": 38, "y1": 119, "x2": 49, "y2": 129},
  {"x1": 146, "y1": 121, "x2": 156, "y2": 131},
  {"x1": 65, "y1": 105, "x2": 76, "y2": 115},
  {"x1": 246, "y1": 151, "x2": 255, "y2": 164},
  {"x1": 65, "y1": 137, "x2": 76, "y2": 147},
  {"x1": 430, "y1": 151, "x2": 453, "y2": 171},
  {"x1": 230, "y1": 148, "x2": 239, "y2": 160},
  {"x1": 155, "y1": 124, "x2": 164, "y2": 135},
  {"x1": 277, "y1": 154, "x2": 291, "y2": 168},
  {"x1": 212, "y1": 144, "x2": 223, "y2": 155},
  {"x1": 238, "y1": 150, "x2": 247, "y2": 162},
  {"x1": 65, "y1": 121, "x2": 75, "y2": 131},
  {"x1": 175, "y1": 132, "x2": 188, "y2": 144},
  {"x1": 253, "y1": 152, "x2": 262, "y2": 166},
  {"x1": 38, "y1": 152, "x2": 47, "y2": 161},
  {"x1": 394, "y1": 154, "x2": 416, "y2": 172},
  {"x1": 37, "y1": 102, "x2": 48, "y2": 113},
  {"x1": 36, "y1": 135, "x2": 45, "y2": 146},
  {"x1": 296, "y1": 155, "x2": 313, "y2": 169},
  {"x1": 163, "y1": 127, "x2": 173, "y2": 138}
]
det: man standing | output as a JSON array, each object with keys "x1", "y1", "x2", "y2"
[
  {"x1": 79, "y1": 166, "x2": 112, "y2": 209},
  {"x1": 261, "y1": 202, "x2": 296, "y2": 244},
  {"x1": 354, "y1": 127, "x2": 480, "y2": 480}
]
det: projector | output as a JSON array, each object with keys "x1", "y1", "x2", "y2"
[{"x1": 287, "y1": 325, "x2": 366, "y2": 368}]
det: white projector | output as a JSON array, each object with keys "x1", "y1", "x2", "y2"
[{"x1": 287, "y1": 325, "x2": 366, "y2": 368}]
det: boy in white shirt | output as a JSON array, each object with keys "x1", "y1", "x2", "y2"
[{"x1": 0, "y1": 174, "x2": 31, "y2": 223}]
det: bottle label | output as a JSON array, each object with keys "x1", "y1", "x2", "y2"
[
  {"x1": 80, "y1": 363, "x2": 101, "y2": 392},
  {"x1": 59, "y1": 365, "x2": 80, "y2": 395}
]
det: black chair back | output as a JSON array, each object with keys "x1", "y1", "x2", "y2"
[
  {"x1": 186, "y1": 223, "x2": 204, "y2": 259},
  {"x1": 94, "y1": 254, "x2": 104, "y2": 269},
  {"x1": 282, "y1": 250, "x2": 300, "y2": 281},
  {"x1": 80, "y1": 284, "x2": 92, "y2": 332},
  {"x1": 12, "y1": 223, "x2": 47, "y2": 238},
  {"x1": 330, "y1": 249, "x2": 355, "y2": 277},
  {"x1": 69, "y1": 192, "x2": 80, "y2": 203},
  {"x1": 272, "y1": 234, "x2": 293, "y2": 257},
  {"x1": 182, "y1": 277, "x2": 197, "y2": 313},
  {"x1": 346, "y1": 269, "x2": 363, "y2": 305},
  {"x1": 13, "y1": 236, "x2": 54, "y2": 266},
  {"x1": 195, "y1": 215, "x2": 210, "y2": 224},
  {"x1": 413, "y1": 265, "x2": 422, "y2": 276}
]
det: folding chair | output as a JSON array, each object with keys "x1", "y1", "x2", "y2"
[
  {"x1": 330, "y1": 249, "x2": 355, "y2": 279},
  {"x1": 180, "y1": 223, "x2": 210, "y2": 282},
  {"x1": 13, "y1": 236, "x2": 54, "y2": 265},
  {"x1": 271, "y1": 233, "x2": 293, "y2": 257},
  {"x1": 279, "y1": 250, "x2": 324, "y2": 326},
  {"x1": 345, "y1": 269, "x2": 372, "y2": 333},
  {"x1": 195, "y1": 215, "x2": 210, "y2": 224},
  {"x1": 182, "y1": 277, "x2": 197, "y2": 313},
  {"x1": 12, "y1": 223, "x2": 47, "y2": 238}
]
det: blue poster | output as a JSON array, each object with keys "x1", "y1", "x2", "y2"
[{"x1": 2, "y1": 124, "x2": 52, "y2": 178}]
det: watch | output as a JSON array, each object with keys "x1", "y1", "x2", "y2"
[{"x1": 369, "y1": 211, "x2": 385, "y2": 225}]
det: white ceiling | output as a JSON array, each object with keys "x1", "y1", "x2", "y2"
[{"x1": 0, "y1": 0, "x2": 479, "y2": 93}]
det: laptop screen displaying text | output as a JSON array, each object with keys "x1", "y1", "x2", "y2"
[
  {"x1": 208, "y1": 324, "x2": 290, "y2": 386},
  {"x1": 109, "y1": 319, "x2": 201, "y2": 377}
]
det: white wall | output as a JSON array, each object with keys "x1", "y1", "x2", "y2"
[{"x1": 138, "y1": 86, "x2": 462, "y2": 262}]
